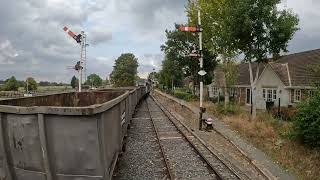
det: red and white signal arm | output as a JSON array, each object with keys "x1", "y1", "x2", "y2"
[
  {"x1": 63, "y1": 26, "x2": 82, "y2": 44},
  {"x1": 178, "y1": 26, "x2": 201, "y2": 32}
]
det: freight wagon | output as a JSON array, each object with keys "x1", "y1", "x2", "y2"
[{"x1": 0, "y1": 86, "x2": 149, "y2": 180}]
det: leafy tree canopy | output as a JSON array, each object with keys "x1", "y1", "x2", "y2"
[
  {"x1": 224, "y1": 0, "x2": 299, "y2": 62},
  {"x1": 158, "y1": 57, "x2": 184, "y2": 88},
  {"x1": 25, "y1": 77, "x2": 38, "y2": 91},
  {"x1": 4, "y1": 76, "x2": 19, "y2": 91},
  {"x1": 110, "y1": 53, "x2": 139, "y2": 87},
  {"x1": 86, "y1": 74, "x2": 103, "y2": 87},
  {"x1": 160, "y1": 26, "x2": 217, "y2": 87},
  {"x1": 70, "y1": 76, "x2": 78, "y2": 89},
  {"x1": 187, "y1": 0, "x2": 299, "y2": 62}
]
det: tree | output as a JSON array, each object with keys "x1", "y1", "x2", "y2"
[
  {"x1": 110, "y1": 53, "x2": 139, "y2": 87},
  {"x1": 24, "y1": 77, "x2": 38, "y2": 91},
  {"x1": 70, "y1": 76, "x2": 78, "y2": 89},
  {"x1": 4, "y1": 76, "x2": 19, "y2": 91},
  {"x1": 187, "y1": 0, "x2": 299, "y2": 118},
  {"x1": 160, "y1": 26, "x2": 217, "y2": 93},
  {"x1": 86, "y1": 74, "x2": 103, "y2": 87},
  {"x1": 225, "y1": 0, "x2": 299, "y2": 118},
  {"x1": 158, "y1": 57, "x2": 184, "y2": 89},
  {"x1": 222, "y1": 59, "x2": 237, "y2": 89},
  {"x1": 187, "y1": 1, "x2": 237, "y2": 106}
]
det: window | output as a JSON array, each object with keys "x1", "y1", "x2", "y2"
[
  {"x1": 267, "y1": 89, "x2": 273, "y2": 102},
  {"x1": 262, "y1": 88, "x2": 277, "y2": 102},
  {"x1": 294, "y1": 89, "x2": 301, "y2": 102},
  {"x1": 212, "y1": 87, "x2": 219, "y2": 97},
  {"x1": 229, "y1": 88, "x2": 236, "y2": 97},
  {"x1": 309, "y1": 90, "x2": 315, "y2": 97}
]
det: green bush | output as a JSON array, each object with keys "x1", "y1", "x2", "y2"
[
  {"x1": 291, "y1": 90, "x2": 320, "y2": 147},
  {"x1": 173, "y1": 90, "x2": 197, "y2": 102}
]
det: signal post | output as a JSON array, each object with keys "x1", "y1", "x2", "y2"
[{"x1": 178, "y1": 7, "x2": 206, "y2": 130}]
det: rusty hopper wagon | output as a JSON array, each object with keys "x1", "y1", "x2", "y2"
[{"x1": 0, "y1": 86, "x2": 148, "y2": 180}]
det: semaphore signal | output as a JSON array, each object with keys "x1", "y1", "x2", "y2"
[
  {"x1": 62, "y1": 26, "x2": 88, "y2": 92},
  {"x1": 63, "y1": 26, "x2": 82, "y2": 44},
  {"x1": 178, "y1": 26, "x2": 201, "y2": 33}
]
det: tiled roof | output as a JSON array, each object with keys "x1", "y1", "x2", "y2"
[
  {"x1": 234, "y1": 49, "x2": 320, "y2": 87},
  {"x1": 235, "y1": 63, "x2": 266, "y2": 86},
  {"x1": 275, "y1": 49, "x2": 320, "y2": 87},
  {"x1": 269, "y1": 62, "x2": 290, "y2": 86}
]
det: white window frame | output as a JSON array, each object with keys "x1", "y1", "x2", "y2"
[
  {"x1": 309, "y1": 90, "x2": 315, "y2": 98},
  {"x1": 262, "y1": 88, "x2": 277, "y2": 102},
  {"x1": 229, "y1": 88, "x2": 236, "y2": 97},
  {"x1": 294, "y1": 89, "x2": 301, "y2": 102},
  {"x1": 212, "y1": 87, "x2": 219, "y2": 97}
]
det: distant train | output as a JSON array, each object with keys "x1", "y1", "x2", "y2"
[{"x1": 136, "y1": 78, "x2": 151, "y2": 94}]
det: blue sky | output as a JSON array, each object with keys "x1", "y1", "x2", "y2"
[{"x1": 0, "y1": 0, "x2": 320, "y2": 82}]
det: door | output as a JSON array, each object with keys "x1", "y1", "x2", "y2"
[{"x1": 246, "y1": 88, "x2": 251, "y2": 105}]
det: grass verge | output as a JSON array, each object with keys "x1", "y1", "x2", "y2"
[{"x1": 206, "y1": 103, "x2": 320, "y2": 180}]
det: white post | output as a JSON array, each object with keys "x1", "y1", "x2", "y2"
[
  {"x1": 84, "y1": 33, "x2": 87, "y2": 82},
  {"x1": 78, "y1": 70, "x2": 82, "y2": 92},
  {"x1": 78, "y1": 31, "x2": 85, "y2": 92},
  {"x1": 199, "y1": 9, "x2": 203, "y2": 108},
  {"x1": 198, "y1": 8, "x2": 204, "y2": 130}
]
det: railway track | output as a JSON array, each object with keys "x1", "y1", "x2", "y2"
[
  {"x1": 153, "y1": 92, "x2": 270, "y2": 180},
  {"x1": 115, "y1": 96, "x2": 261, "y2": 179},
  {"x1": 146, "y1": 97, "x2": 243, "y2": 180}
]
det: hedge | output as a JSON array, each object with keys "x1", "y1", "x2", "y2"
[{"x1": 291, "y1": 90, "x2": 320, "y2": 147}]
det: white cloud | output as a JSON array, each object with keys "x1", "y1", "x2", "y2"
[
  {"x1": 1, "y1": 0, "x2": 319, "y2": 82},
  {"x1": 89, "y1": 28, "x2": 113, "y2": 46},
  {"x1": 0, "y1": 40, "x2": 19, "y2": 65}
]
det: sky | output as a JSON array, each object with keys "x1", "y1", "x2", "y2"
[{"x1": 0, "y1": 0, "x2": 320, "y2": 82}]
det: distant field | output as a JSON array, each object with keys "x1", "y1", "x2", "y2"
[
  {"x1": 17, "y1": 86, "x2": 73, "y2": 92},
  {"x1": 0, "y1": 86, "x2": 74, "y2": 99}
]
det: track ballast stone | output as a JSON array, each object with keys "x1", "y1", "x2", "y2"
[{"x1": 113, "y1": 100, "x2": 168, "y2": 180}]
